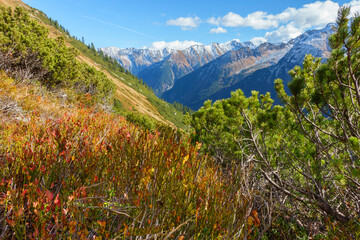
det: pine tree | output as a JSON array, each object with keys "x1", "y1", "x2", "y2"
[{"x1": 190, "y1": 6, "x2": 360, "y2": 236}]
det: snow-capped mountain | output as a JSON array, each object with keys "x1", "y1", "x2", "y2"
[
  {"x1": 162, "y1": 42, "x2": 292, "y2": 108},
  {"x1": 163, "y1": 24, "x2": 334, "y2": 110},
  {"x1": 101, "y1": 24, "x2": 333, "y2": 109},
  {"x1": 101, "y1": 40, "x2": 255, "y2": 95},
  {"x1": 99, "y1": 47, "x2": 173, "y2": 74},
  {"x1": 101, "y1": 40, "x2": 254, "y2": 74}
]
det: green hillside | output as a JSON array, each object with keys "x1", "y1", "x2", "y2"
[{"x1": 0, "y1": 0, "x2": 187, "y2": 129}]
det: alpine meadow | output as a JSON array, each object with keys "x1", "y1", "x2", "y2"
[{"x1": 0, "y1": 0, "x2": 360, "y2": 239}]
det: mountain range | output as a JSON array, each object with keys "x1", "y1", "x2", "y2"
[
  {"x1": 101, "y1": 41, "x2": 255, "y2": 96},
  {"x1": 102, "y1": 23, "x2": 333, "y2": 109}
]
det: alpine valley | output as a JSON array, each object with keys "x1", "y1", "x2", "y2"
[{"x1": 101, "y1": 23, "x2": 333, "y2": 109}]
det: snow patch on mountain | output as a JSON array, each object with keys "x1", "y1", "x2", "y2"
[{"x1": 100, "y1": 39, "x2": 256, "y2": 75}]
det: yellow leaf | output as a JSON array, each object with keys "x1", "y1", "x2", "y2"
[
  {"x1": 182, "y1": 155, "x2": 189, "y2": 165},
  {"x1": 247, "y1": 216, "x2": 254, "y2": 226},
  {"x1": 97, "y1": 221, "x2": 106, "y2": 228},
  {"x1": 251, "y1": 210, "x2": 260, "y2": 226}
]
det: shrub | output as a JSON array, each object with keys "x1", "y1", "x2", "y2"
[
  {"x1": 0, "y1": 7, "x2": 115, "y2": 103},
  {"x1": 0, "y1": 104, "x2": 255, "y2": 238}
]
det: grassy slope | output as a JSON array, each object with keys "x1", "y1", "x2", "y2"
[
  {"x1": 0, "y1": 67, "x2": 254, "y2": 239},
  {"x1": 0, "y1": 0, "x2": 185, "y2": 128}
]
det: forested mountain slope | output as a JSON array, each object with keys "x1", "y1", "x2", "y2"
[
  {"x1": 164, "y1": 24, "x2": 333, "y2": 109},
  {"x1": 0, "y1": 0, "x2": 186, "y2": 128}
]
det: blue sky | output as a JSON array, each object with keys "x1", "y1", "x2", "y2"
[{"x1": 23, "y1": 0, "x2": 359, "y2": 50}]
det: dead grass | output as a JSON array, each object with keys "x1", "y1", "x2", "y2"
[
  {"x1": 0, "y1": 0, "x2": 26, "y2": 8},
  {"x1": 76, "y1": 54, "x2": 173, "y2": 126},
  {"x1": 0, "y1": 73, "x2": 75, "y2": 124}
]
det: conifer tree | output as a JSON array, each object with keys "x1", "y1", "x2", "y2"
[{"x1": 190, "y1": 6, "x2": 360, "y2": 236}]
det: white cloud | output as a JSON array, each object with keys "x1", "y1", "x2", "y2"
[
  {"x1": 281, "y1": 1, "x2": 339, "y2": 28},
  {"x1": 150, "y1": 40, "x2": 203, "y2": 50},
  {"x1": 210, "y1": 27, "x2": 227, "y2": 34},
  {"x1": 208, "y1": 0, "x2": 340, "y2": 43},
  {"x1": 207, "y1": 17, "x2": 220, "y2": 26},
  {"x1": 250, "y1": 37, "x2": 267, "y2": 46},
  {"x1": 163, "y1": 1, "x2": 357, "y2": 45},
  {"x1": 264, "y1": 23, "x2": 303, "y2": 43},
  {"x1": 264, "y1": 1, "x2": 339, "y2": 42},
  {"x1": 208, "y1": 12, "x2": 242, "y2": 27},
  {"x1": 166, "y1": 16, "x2": 201, "y2": 30},
  {"x1": 208, "y1": 11, "x2": 278, "y2": 29},
  {"x1": 210, "y1": 1, "x2": 339, "y2": 30},
  {"x1": 245, "y1": 11, "x2": 279, "y2": 29},
  {"x1": 350, "y1": 0, "x2": 360, "y2": 14}
]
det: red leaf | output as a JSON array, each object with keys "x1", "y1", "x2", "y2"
[
  {"x1": 54, "y1": 194, "x2": 61, "y2": 207},
  {"x1": 6, "y1": 218, "x2": 15, "y2": 227},
  {"x1": 45, "y1": 190, "x2": 53, "y2": 202},
  {"x1": 21, "y1": 189, "x2": 28, "y2": 197}
]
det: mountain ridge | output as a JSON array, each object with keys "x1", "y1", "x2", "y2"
[
  {"x1": 163, "y1": 24, "x2": 334, "y2": 109},
  {"x1": 102, "y1": 24, "x2": 333, "y2": 103},
  {"x1": 101, "y1": 40, "x2": 255, "y2": 74},
  {"x1": 101, "y1": 40, "x2": 255, "y2": 95}
]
